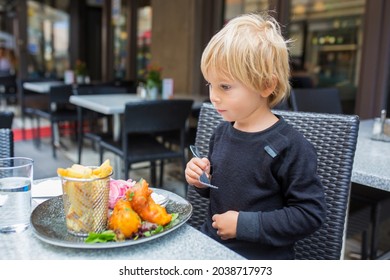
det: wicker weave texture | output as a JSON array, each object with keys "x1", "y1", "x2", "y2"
[
  {"x1": 0, "y1": 128, "x2": 14, "y2": 158},
  {"x1": 186, "y1": 103, "x2": 359, "y2": 260}
]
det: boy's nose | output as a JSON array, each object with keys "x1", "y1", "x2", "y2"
[{"x1": 209, "y1": 89, "x2": 220, "y2": 104}]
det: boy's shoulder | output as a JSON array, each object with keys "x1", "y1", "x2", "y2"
[{"x1": 274, "y1": 115, "x2": 316, "y2": 152}]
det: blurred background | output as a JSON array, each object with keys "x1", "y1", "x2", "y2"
[{"x1": 0, "y1": 0, "x2": 389, "y2": 118}]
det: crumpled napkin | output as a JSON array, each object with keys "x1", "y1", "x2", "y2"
[{"x1": 32, "y1": 178, "x2": 63, "y2": 199}]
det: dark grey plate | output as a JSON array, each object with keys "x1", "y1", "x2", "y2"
[{"x1": 30, "y1": 188, "x2": 192, "y2": 249}]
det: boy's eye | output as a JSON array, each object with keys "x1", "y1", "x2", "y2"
[{"x1": 220, "y1": 84, "x2": 231, "y2": 90}]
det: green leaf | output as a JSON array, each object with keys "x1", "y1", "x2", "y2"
[
  {"x1": 153, "y1": 225, "x2": 164, "y2": 234},
  {"x1": 164, "y1": 213, "x2": 179, "y2": 230},
  {"x1": 85, "y1": 230, "x2": 116, "y2": 243},
  {"x1": 84, "y1": 213, "x2": 180, "y2": 243}
]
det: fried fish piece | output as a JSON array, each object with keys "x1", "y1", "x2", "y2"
[
  {"x1": 128, "y1": 179, "x2": 172, "y2": 226},
  {"x1": 108, "y1": 199, "x2": 141, "y2": 238}
]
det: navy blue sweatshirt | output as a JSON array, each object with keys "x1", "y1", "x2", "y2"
[{"x1": 196, "y1": 116, "x2": 326, "y2": 260}]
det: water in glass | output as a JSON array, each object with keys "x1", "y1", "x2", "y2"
[{"x1": 0, "y1": 177, "x2": 32, "y2": 233}]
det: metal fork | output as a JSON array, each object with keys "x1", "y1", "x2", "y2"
[{"x1": 189, "y1": 145, "x2": 218, "y2": 189}]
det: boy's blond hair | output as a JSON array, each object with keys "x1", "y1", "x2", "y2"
[{"x1": 201, "y1": 13, "x2": 290, "y2": 108}]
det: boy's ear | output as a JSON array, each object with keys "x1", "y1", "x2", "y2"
[{"x1": 260, "y1": 77, "x2": 277, "y2": 98}]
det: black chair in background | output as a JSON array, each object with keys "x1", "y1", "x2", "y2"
[
  {"x1": 161, "y1": 100, "x2": 210, "y2": 161},
  {"x1": 33, "y1": 84, "x2": 79, "y2": 158},
  {"x1": 108, "y1": 79, "x2": 137, "y2": 93},
  {"x1": 0, "y1": 128, "x2": 14, "y2": 158},
  {"x1": 290, "y1": 75, "x2": 314, "y2": 89},
  {"x1": 0, "y1": 74, "x2": 17, "y2": 105},
  {"x1": 99, "y1": 99, "x2": 193, "y2": 189},
  {"x1": 290, "y1": 88, "x2": 343, "y2": 114},
  {"x1": 273, "y1": 97, "x2": 293, "y2": 110},
  {"x1": 0, "y1": 111, "x2": 14, "y2": 129},
  {"x1": 347, "y1": 183, "x2": 390, "y2": 259},
  {"x1": 17, "y1": 78, "x2": 54, "y2": 140},
  {"x1": 187, "y1": 103, "x2": 359, "y2": 260},
  {"x1": 75, "y1": 85, "x2": 128, "y2": 95},
  {"x1": 73, "y1": 85, "x2": 128, "y2": 164}
]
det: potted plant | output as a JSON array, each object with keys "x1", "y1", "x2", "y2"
[
  {"x1": 75, "y1": 60, "x2": 88, "y2": 84},
  {"x1": 145, "y1": 64, "x2": 162, "y2": 99}
]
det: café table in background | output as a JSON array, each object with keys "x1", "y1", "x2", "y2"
[
  {"x1": 351, "y1": 119, "x2": 390, "y2": 259},
  {"x1": 70, "y1": 93, "x2": 204, "y2": 174},
  {"x1": 70, "y1": 93, "x2": 141, "y2": 141},
  {"x1": 352, "y1": 119, "x2": 390, "y2": 192},
  {"x1": 69, "y1": 93, "x2": 204, "y2": 141},
  {"x1": 22, "y1": 80, "x2": 66, "y2": 147},
  {"x1": 23, "y1": 80, "x2": 65, "y2": 93}
]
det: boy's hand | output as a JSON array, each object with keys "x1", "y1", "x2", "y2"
[
  {"x1": 212, "y1": 211, "x2": 239, "y2": 240},
  {"x1": 185, "y1": 157, "x2": 211, "y2": 188}
]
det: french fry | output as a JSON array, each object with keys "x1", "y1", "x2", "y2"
[
  {"x1": 92, "y1": 159, "x2": 113, "y2": 178},
  {"x1": 57, "y1": 168, "x2": 68, "y2": 178},
  {"x1": 57, "y1": 160, "x2": 113, "y2": 234},
  {"x1": 57, "y1": 159, "x2": 112, "y2": 179}
]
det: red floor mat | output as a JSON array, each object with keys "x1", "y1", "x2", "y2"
[
  {"x1": 13, "y1": 126, "x2": 52, "y2": 142},
  {"x1": 13, "y1": 123, "x2": 80, "y2": 142}
]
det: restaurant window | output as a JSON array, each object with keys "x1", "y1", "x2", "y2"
[
  {"x1": 27, "y1": 0, "x2": 70, "y2": 79},
  {"x1": 112, "y1": 0, "x2": 127, "y2": 79},
  {"x1": 289, "y1": 0, "x2": 366, "y2": 114},
  {"x1": 111, "y1": 1, "x2": 151, "y2": 81},
  {"x1": 137, "y1": 5, "x2": 152, "y2": 80}
]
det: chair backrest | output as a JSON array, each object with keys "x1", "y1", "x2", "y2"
[
  {"x1": 187, "y1": 102, "x2": 359, "y2": 260},
  {"x1": 17, "y1": 78, "x2": 55, "y2": 112},
  {"x1": 123, "y1": 99, "x2": 194, "y2": 135},
  {"x1": 290, "y1": 88, "x2": 343, "y2": 114},
  {"x1": 0, "y1": 111, "x2": 14, "y2": 128},
  {"x1": 0, "y1": 74, "x2": 17, "y2": 94},
  {"x1": 273, "y1": 97, "x2": 292, "y2": 110},
  {"x1": 109, "y1": 80, "x2": 137, "y2": 93},
  {"x1": 48, "y1": 84, "x2": 74, "y2": 104},
  {"x1": 0, "y1": 128, "x2": 14, "y2": 157},
  {"x1": 74, "y1": 85, "x2": 128, "y2": 95}
]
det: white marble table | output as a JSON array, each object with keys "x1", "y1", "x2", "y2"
[
  {"x1": 0, "y1": 222, "x2": 244, "y2": 260},
  {"x1": 23, "y1": 81, "x2": 65, "y2": 93},
  {"x1": 70, "y1": 94, "x2": 143, "y2": 141},
  {"x1": 70, "y1": 94, "x2": 141, "y2": 115},
  {"x1": 350, "y1": 119, "x2": 390, "y2": 259},
  {"x1": 70, "y1": 94, "x2": 205, "y2": 141},
  {"x1": 352, "y1": 119, "x2": 390, "y2": 192}
]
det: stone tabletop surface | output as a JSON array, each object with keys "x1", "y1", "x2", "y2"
[
  {"x1": 0, "y1": 223, "x2": 244, "y2": 260},
  {"x1": 352, "y1": 119, "x2": 390, "y2": 192}
]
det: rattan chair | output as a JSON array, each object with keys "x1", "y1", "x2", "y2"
[
  {"x1": 187, "y1": 102, "x2": 359, "y2": 260},
  {"x1": 0, "y1": 128, "x2": 14, "y2": 158}
]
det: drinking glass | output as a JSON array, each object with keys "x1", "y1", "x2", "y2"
[{"x1": 0, "y1": 157, "x2": 34, "y2": 233}]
